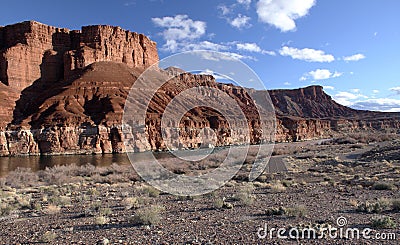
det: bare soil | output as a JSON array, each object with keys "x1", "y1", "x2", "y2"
[{"x1": 0, "y1": 137, "x2": 399, "y2": 244}]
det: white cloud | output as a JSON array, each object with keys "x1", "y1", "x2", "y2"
[
  {"x1": 333, "y1": 91, "x2": 368, "y2": 107},
  {"x1": 323, "y1": 85, "x2": 335, "y2": 90},
  {"x1": 152, "y1": 14, "x2": 261, "y2": 61},
  {"x1": 123, "y1": 1, "x2": 135, "y2": 6},
  {"x1": 237, "y1": 0, "x2": 251, "y2": 8},
  {"x1": 230, "y1": 14, "x2": 252, "y2": 29},
  {"x1": 304, "y1": 69, "x2": 342, "y2": 80},
  {"x1": 343, "y1": 53, "x2": 366, "y2": 62},
  {"x1": 390, "y1": 87, "x2": 400, "y2": 95},
  {"x1": 197, "y1": 51, "x2": 256, "y2": 62},
  {"x1": 351, "y1": 98, "x2": 400, "y2": 112},
  {"x1": 279, "y1": 46, "x2": 335, "y2": 62},
  {"x1": 372, "y1": 90, "x2": 379, "y2": 94},
  {"x1": 299, "y1": 76, "x2": 307, "y2": 81},
  {"x1": 153, "y1": 15, "x2": 229, "y2": 53},
  {"x1": 256, "y1": 0, "x2": 316, "y2": 32},
  {"x1": 222, "y1": 52, "x2": 257, "y2": 61},
  {"x1": 152, "y1": 14, "x2": 206, "y2": 41},
  {"x1": 199, "y1": 69, "x2": 233, "y2": 80},
  {"x1": 218, "y1": 5, "x2": 231, "y2": 16},
  {"x1": 162, "y1": 40, "x2": 228, "y2": 53},
  {"x1": 284, "y1": 82, "x2": 291, "y2": 86},
  {"x1": 236, "y1": 42, "x2": 276, "y2": 55},
  {"x1": 350, "y1": 88, "x2": 360, "y2": 93}
]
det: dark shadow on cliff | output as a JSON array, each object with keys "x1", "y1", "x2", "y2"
[
  {"x1": 83, "y1": 95, "x2": 113, "y2": 125},
  {"x1": 10, "y1": 71, "x2": 81, "y2": 128}
]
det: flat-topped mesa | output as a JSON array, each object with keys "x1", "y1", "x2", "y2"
[
  {"x1": 269, "y1": 85, "x2": 356, "y2": 118},
  {"x1": 64, "y1": 25, "x2": 158, "y2": 77},
  {"x1": 0, "y1": 21, "x2": 159, "y2": 91},
  {"x1": 0, "y1": 21, "x2": 72, "y2": 89},
  {"x1": 0, "y1": 20, "x2": 71, "y2": 49}
]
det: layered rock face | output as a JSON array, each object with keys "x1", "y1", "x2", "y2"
[
  {"x1": 0, "y1": 21, "x2": 158, "y2": 129},
  {"x1": 0, "y1": 21, "x2": 399, "y2": 156},
  {"x1": 269, "y1": 86, "x2": 356, "y2": 118}
]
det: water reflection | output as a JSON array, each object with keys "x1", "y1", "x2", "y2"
[{"x1": 0, "y1": 147, "x2": 240, "y2": 177}]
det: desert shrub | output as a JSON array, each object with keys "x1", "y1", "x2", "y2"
[
  {"x1": 285, "y1": 205, "x2": 307, "y2": 218},
  {"x1": 94, "y1": 215, "x2": 110, "y2": 225},
  {"x1": 264, "y1": 205, "x2": 307, "y2": 217},
  {"x1": 334, "y1": 137, "x2": 357, "y2": 145},
  {"x1": 6, "y1": 168, "x2": 39, "y2": 188},
  {"x1": 222, "y1": 201, "x2": 234, "y2": 209},
  {"x1": 38, "y1": 165, "x2": 77, "y2": 185},
  {"x1": 349, "y1": 199, "x2": 359, "y2": 207},
  {"x1": 0, "y1": 202, "x2": 15, "y2": 217},
  {"x1": 48, "y1": 196, "x2": 71, "y2": 206},
  {"x1": 281, "y1": 179, "x2": 295, "y2": 187},
  {"x1": 31, "y1": 201, "x2": 42, "y2": 211},
  {"x1": 98, "y1": 207, "x2": 112, "y2": 216},
  {"x1": 131, "y1": 205, "x2": 165, "y2": 225},
  {"x1": 356, "y1": 199, "x2": 390, "y2": 214},
  {"x1": 391, "y1": 199, "x2": 400, "y2": 212},
  {"x1": 0, "y1": 178, "x2": 6, "y2": 188},
  {"x1": 139, "y1": 186, "x2": 160, "y2": 198},
  {"x1": 234, "y1": 184, "x2": 255, "y2": 206},
  {"x1": 371, "y1": 216, "x2": 396, "y2": 229},
  {"x1": 43, "y1": 204, "x2": 61, "y2": 214},
  {"x1": 372, "y1": 182, "x2": 396, "y2": 190},
  {"x1": 15, "y1": 196, "x2": 32, "y2": 209},
  {"x1": 122, "y1": 197, "x2": 139, "y2": 210},
  {"x1": 264, "y1": 206, "x2": 286, "y2": 216},
  {"x1": 77, "y1": 164, "x2": 99, "y2": 177},
  {"x1": 213, "y1": 197, "x2": 224, "y2": 209},
  {"x1": 269, "y1": 180, "x2": 286, "y2": 193},
  {"x1": 235, "y1": 192, "x2": 254, "y2": 206},
  {"x1": 41, "y1": 231, "x2": 57, "y2": 243}
]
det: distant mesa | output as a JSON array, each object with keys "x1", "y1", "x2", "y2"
[{"x1": 0, "y1": 21, "x2": 399, "y2": 156}]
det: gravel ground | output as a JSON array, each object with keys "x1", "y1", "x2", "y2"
[{"x1": 0, "y1": 139, "x2": 399, "y2": 244}]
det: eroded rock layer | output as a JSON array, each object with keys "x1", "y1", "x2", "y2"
[{"x1": 0, "y1": 21, "x2": 399, "y2": 156}]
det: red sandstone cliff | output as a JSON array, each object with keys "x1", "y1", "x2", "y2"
[{"x1": 0, "y1": 21, "x2": 399, "y2": 156}]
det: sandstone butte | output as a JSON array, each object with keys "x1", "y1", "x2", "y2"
[{"x1": 0, "y1": 21, "x2": 399, "y2": 156}]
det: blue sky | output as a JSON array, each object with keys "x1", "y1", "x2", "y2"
[{"x1": 1, "y1": 0, "x2": 400, "y2": 111}]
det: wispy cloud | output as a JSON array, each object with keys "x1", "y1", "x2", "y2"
[
  {"x1": 390, "y1": 86, "x2": 400, "y2": 95},
  {"x1": 351, "y1": 98, "x2": 400, "y2": 112},
  {"x1": 229, "y1": 14, "x2": 252, "y2": 29},
  {"x1": 153, "y1": 14, "x2": 261, "y2": 60},
  {"x1": 236, "y1": 42, "x2": 276, "y2": 55},
  {"x1": 256, "y1": 0, "x2": 316, "y2": 32},
  {"x1": 302, "y1": 69, "x2": 342, "y2": 81},
  {"x1": 323, "y1": 85, "x2": 335, "y2": 90},
  {"x1": 152, "y1": 14, "x2": 206, "y2": 41},
  {"x1": 333, "y1": 91, "x2": 368, "y2": 107},
  {"x1": 343, "y1": 53, "x2": 366, "y2": 62},
  {"x1": 123, "y1": 1, "x2": 135, "y2": 6},
  {"x1": 279, "y1": 46, "x2": 335, "y2": 62},
  {"x1": 199, "y1": 69, "x2": 234, "y2": 80},
  {"x1": 237, "y1": 0, "x2": 252, "y2": 9},
  {"x1": 218, "y1": 5, "x2": 232, "y2": 16}
]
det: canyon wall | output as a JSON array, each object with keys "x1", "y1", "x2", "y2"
[
  {"x1": 0, "y1": 21, "x2": 158, "y2": 129},
  {"x1": 0, "y1": 21, "x2": 399, "y2": 156}
]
